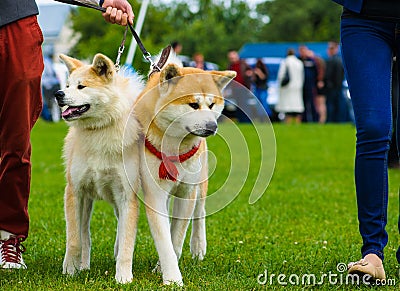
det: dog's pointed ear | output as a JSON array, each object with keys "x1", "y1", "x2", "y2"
[
  {"x1": 160, "y1": 64, "x2": 182, "y2": 83},
  {"x1": 59, "y1": 54, "x2": 83, "y2": 74},
  {"x1": 92, "y1": 53, "x2": 115, "y2": 80},
  {"x1": 159, "y1": 64, "x2": 182, "y2": 96},
  {"x1": 211, "y1": 70, "x2": 237, "y2": 91}
]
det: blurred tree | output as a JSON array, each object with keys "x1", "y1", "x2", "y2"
[
  {"x1": 158, "y1": 0, "x2": 260, "y2": 68},
  {"x1": 255, "y1": 0, "x2": 342, "y2": 42}
]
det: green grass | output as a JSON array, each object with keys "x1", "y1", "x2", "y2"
[{"x1": 1, "y1": 120, "x2": 399, "y2": 290}]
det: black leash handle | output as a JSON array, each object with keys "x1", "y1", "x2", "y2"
[
  {"x1": 54, "y1": 0, "x2": 106, "y2": 12},
  {"x1": 53, "y1": 0, "x2": 152, "y2": 62}
]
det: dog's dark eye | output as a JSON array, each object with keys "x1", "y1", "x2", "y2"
[
  {"x1": 189, "y1": 103, "x2": 200, "y2": 110},
  {"x1": 209, "y1": 103, "x2": 215, "y2": 109},
  {"x1": 77, "y1": 84, "x2": 86, "y2": 90}
]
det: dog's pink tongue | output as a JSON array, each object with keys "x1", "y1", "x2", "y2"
[{"x1": 62, "y1": 107, "x2": 76, "y2": 118}]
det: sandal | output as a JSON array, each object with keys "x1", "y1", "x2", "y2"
[{"x1": 348, "y1": 258, "x2": 386, "y2": 281}]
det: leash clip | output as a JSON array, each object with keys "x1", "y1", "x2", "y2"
[
  {"x1": 115, "y1": 45, "x2": 125, "y2": 72},
  {"x1": 114, "y1": 26, "x2": 128, "y2": 72},
  {"x1": 147, "y1": 55, "x2": 161, "y2": 72}
]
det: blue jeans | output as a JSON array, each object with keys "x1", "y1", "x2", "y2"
[
  {"x1": 341, "y1": 16, "x2": 400, "y2": 262},
  {"x1": 253, "y1": 87, "x2": 272, "y2": 117}
]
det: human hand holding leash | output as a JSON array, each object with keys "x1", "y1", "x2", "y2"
[
  {"x1": 101, "y1": 0, "x2": 134, "y2": 26},
  {"x1": 54, "y1": 1, "x2": 134, "y2": 25}
]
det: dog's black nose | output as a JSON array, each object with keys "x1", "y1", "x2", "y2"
[
  {"x1": 205, "y1": 121, "x2": 217, "y2": 133},
  {"x1": 54, "y1": 90, "x2": 66, "y2": 106}
]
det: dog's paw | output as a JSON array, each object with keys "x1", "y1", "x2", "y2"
[
  {"x1": 190, "y1": 239, "x2": 206, "y2": 260},
  {"x1": 156, "y1": 264, "x2": 183, "y2": 286},
  {"x1": 163, "y1": 275, "x2": 183, "y2": 286},
  {"x1": 63, "y1": 260, "x2": 79, "y2": 276},
  {"x1": 115, "y1": 262, "x2": 133, "y2": 284},
  {"x1": 115, "y1": 272, "x2": 133, "y2": 284},
  {"x1": 192, "y1": 251, "x2": 205, "y2": 261},
  {"x1": 152, "y1": 261, "x2": 162, "y2": 274},
  {"x1": 80, "y1": 262, "x2": 90, "y2": 271}
]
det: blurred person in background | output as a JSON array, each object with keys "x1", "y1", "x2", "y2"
[
  {"x1": 325, "y1": 41, "x2": 347, "y2": 122},
  {"x1": 225, "y1": 50, "x2": 253, "y2": 122},
  {"x1": 252, "y1": 59, "x2": 272, "y2": 118},
  {"x1": 276, "y1": 48, "x2": 305, "y2": 124},
  {"x1": 227, "y1": 50, "x2": 252, "y2": 90},
  {"x1": 171, "y1": 41, "x2": 190, "y2": 67},
  {"x1": 314, "y1": 53, "x2": 327, "y2": 124},
  {"x1": 171, "y1": 40, "x2": 182, "y2": 55},
  {"x1": 299, "y1": 45, "x2": 319, "y2": 122},
  {"x1": 190, "y1": 52, "x2": 211, "y2": 70},
  {"x1": 41, "y1": 55, "x2": 61, "y2": 122}
]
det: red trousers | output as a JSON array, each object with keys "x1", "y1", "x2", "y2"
[{"x1": 0, "y1": 16, "x2": 44, "y2": 238}]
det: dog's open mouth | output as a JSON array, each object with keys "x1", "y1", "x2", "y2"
[{"x1": 61, "y1": 105, "x2": 90, "y2": 120}]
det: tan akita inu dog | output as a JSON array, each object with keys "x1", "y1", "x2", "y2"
[
  {"x1": 134, "y1": 54, "x2": 236, "y2": 285},
  {"x1": 55, "y1": 54, "x2": 144, "y2": 284}
]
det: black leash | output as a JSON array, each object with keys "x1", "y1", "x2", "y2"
[{"x1": 54, "y1": 0, "x2": 105, "y2": 12}]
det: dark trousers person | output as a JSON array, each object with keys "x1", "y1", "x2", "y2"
[
  {"x1": 326, "y1": 89, "x2": 348, "y2": 122},
  {"x1": 0, "y1": 16, "x2": 44, "y2": 267},
  {"x1": 0, "y1": 0, "x2": 134, "y2": 271},
  {"x1": 340, "y1": 13, "x2": 400, "y2": 279},
  {"x1": 302, "y1": 87, "x2": 318, "y2": 122},
  {"x1": 388, "y1": 57, "x2": 399, "y2": 168}
]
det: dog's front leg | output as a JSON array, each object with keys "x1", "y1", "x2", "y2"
[
  {"x1": 63, "y1": 184, "x2": 82, "y2": 275},
  {"x1": 171, "y1": 187, "x2": 198, "y2": 260},
  {"x1": 145, "y1": 191, "x2": 183, "y2": 286},
  {"x1": 190, "y1": 180, "x2": 207, "y2": 260},
  {"x1": 113, "y1": 207, "x2": 119, "y2": 260},
  {"x1": 80, "y1": 197, "x2": 93, "y2": 271},
  {"x1": 114, "y1": 193, "x2": 139, "y2": 284}
]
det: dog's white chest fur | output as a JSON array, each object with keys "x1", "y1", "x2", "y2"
[
  {"x1": 66, "y1": 128, "x2": 138, "y2": 203},
  {"x1": 71, "y1": 163, "x2": 123, "y2": 202}
]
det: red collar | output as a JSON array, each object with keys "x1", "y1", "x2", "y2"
[{"x1": 145, "y1": 137, "x2": 201, "y2": 182}]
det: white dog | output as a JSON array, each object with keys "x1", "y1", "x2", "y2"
[{"x1": 55, "y1": 53, "x2": 143, "y2": 284}]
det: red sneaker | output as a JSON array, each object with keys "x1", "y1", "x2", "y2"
[{"x1": 0, "y1": 234, "x2": 27, "y2": 269}]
